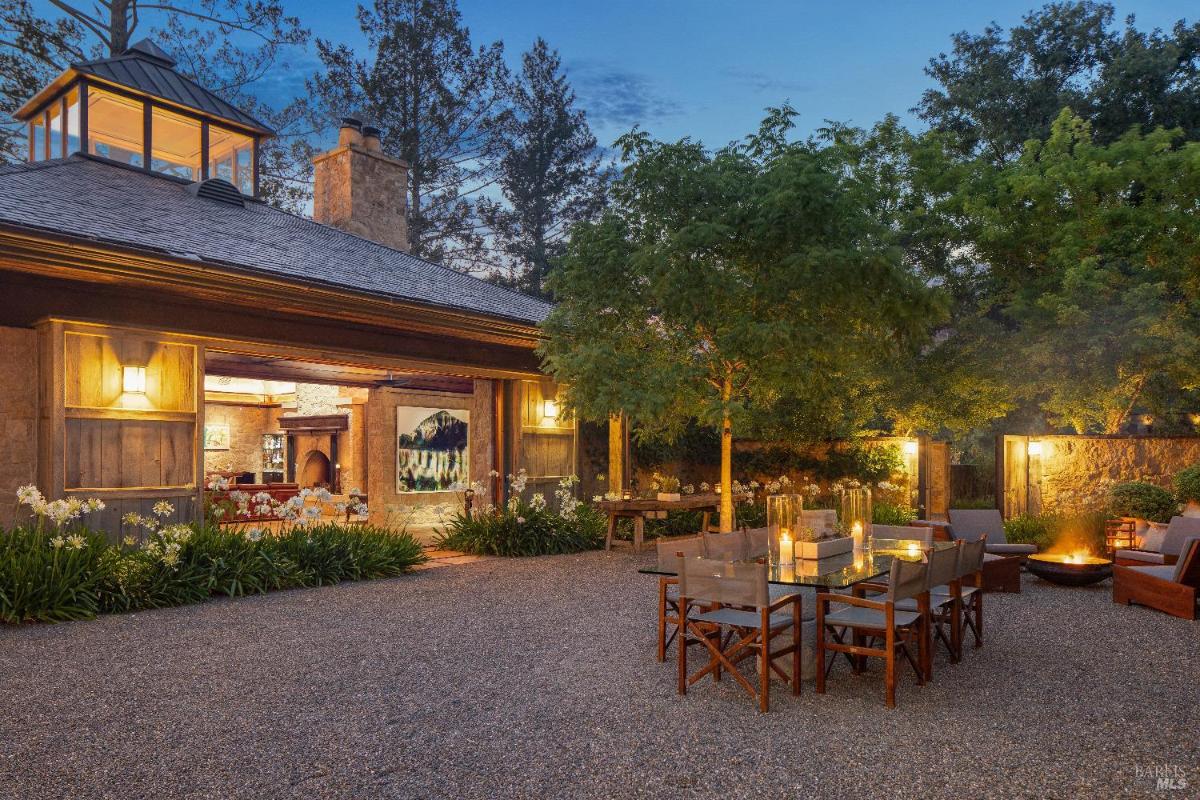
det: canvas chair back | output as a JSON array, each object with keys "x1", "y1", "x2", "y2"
[
  {"x1": 1162, "y1": 517, "x2": 1200, "y2": 556},
  {"x1": 656, "y1": 535, "x2": 706, "y2": 571},
  {"x1": 926, "y1": 542, "x2": 959, "y2": 588},
  {"x1": 873, "y1": 524, "x2": 932, "y2": 546},
  {"x1": 799, "y1": 508, "x2": 838, "y2": 537},
  {"x1": 743, "y1": 526, "x2": 770, "y2": 558},
  {"x1": 704, "y1": 531, "x2": 748, "y2": 562},
  {"x1": 948, "y1": 509, "x2": 1007, "y2": 544},
  {"x1": 1173, "y1": 537, "x2": 1200, "y2": 585},
  {"x1": 957, "y1": 537, "x2": 986, "y2": 579},
  {"x1": 886, "y1": 556, "x2": 928, "y2": 604},
  {"x1": 678, "y1": 556, "x2": 770, "y2": 609}
]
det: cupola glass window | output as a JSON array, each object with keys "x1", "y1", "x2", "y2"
[
  {"x1": 88, "y1": 88, "x2": 144, "y2": 167},
  {"x1": 151, "y1": 106, "x2": 201, "y2": 180},
  {"x1": 208, "y1": 125, "x2": 255, "y2": 196}
]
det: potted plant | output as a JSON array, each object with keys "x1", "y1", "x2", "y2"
[
  {"x1": 1174, "y1": 463, "x2": 1200, "y2": 518},
  {"x1": 1108, "y1": 481, "x2": 1178, "y2": 536},
  {"x1": 652, "y1": 473, "x2": 682, "y2": 502}
]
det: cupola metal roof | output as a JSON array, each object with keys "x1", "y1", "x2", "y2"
[{"x1": 15, "y1": 38, "x2": 274, "y2": 136}]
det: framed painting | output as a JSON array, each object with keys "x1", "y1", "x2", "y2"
[
  {"x1": 396, "y1": 407, "x2": 470, "y2": 493},
  {"x1": 204, "y1": 422, "x2": 231, "y2": 451}
]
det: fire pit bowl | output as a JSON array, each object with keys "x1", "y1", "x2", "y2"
[{"x1": 1027, "y1": 553, "x2": 1113, "y2": 587}]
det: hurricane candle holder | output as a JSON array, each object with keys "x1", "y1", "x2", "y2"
[
  {"x1": 767, "y1": 493, "x2": 802, "y2": 566},
  {"x1": 839, "y1": 486, "x2": 872, "y2": 553}
]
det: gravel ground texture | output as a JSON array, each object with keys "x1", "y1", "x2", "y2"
[{"x1": 1, "y1": 549, "x2": 1197, "y2": 800}]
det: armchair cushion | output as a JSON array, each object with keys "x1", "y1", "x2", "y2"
[
  {"x1": 1140, "y1": 526, "x2": 1167, "y2": 553},
  {"x1": 948, "y1": 509, "x2": 1013, "y2": 545},
  {"x1": 1128, "y1": 565, "x2": 1177, "y2": 582},
  {"x1": 1161, "y1": 517, "x2": 1200, "y2": 556},
  {"x1": 986, "y1": 542, "x2": 1037, "y2": 555},
  {"x1": 1115, "y1": 549, "x2": 1167, "y2": 565}
]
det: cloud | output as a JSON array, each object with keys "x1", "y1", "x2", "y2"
[
  {"x1": 567, "y1": 59, "x2": 683, "y2": 130},
  {"x1": 722, "y1": 67, "x2": 813, "y2": 95}
]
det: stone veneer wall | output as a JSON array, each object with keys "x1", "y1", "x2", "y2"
[
  {"x1": 366, "y1": 382, "x2": 494, "y2": 540},
  {"x1": 203, "y1": 403, "x2": 275, "y2": 480},
  {"x1": 0, "y1": 326, "x2": 37, "y2": 526},
  {"x1": 1030, "y1": 435, "x2": 1200, "y2": 513}
]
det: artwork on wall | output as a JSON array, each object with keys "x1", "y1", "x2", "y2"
[
  {"x1": 203, "y1": 422, "x2": 231, "y2": 451},
  {"x1": 396, "y1": 407, "x2": 469, "y2": 492}
]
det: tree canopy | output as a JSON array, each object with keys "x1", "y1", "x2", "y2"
[{"x1": 540, "y1": 108, "x2": 942, "y2": 528}]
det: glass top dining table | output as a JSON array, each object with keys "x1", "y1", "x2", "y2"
[{"x1": 638, "y1": 539, "x2": 956, "y2": 591}]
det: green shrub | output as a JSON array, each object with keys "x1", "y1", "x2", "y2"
[
  {"x1": 3, "y1": 519, "x2": 426, "y2": 624},
  {"x1": 436, "y1": 503, "x2": 605, "y2": 557},
  {"x1": 1173, "y1": 463, "x2": 1200, "y2": 505},
  {"x1": 1004, "y1": 511, "x2": 1107, "y2": 553},
  {"x1": 0, "y1": 526, "x2": 111, "y2": 623},
  {"x1": 1108, "y1": 481, "x2": 1178, "y2": 523},
  {"x1": 873, "y1": 502, "x2": 918, "y2": 526}
]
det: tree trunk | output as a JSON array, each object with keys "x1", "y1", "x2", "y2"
[
  {"x1": 719, "y1": 375, "x2": 733, "y2": 532},
  {"x1": 108, "y1": 0, "x2": 132, "y2": 54}
]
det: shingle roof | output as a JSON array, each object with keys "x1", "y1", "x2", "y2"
[
  {"x1": 0, "y1": 156, "x2": 553, "y2": 326},
  {"x1": 73, "y1": 39, "x2": 273, "y2": 134}
]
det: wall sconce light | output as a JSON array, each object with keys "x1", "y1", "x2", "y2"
[
  {"x1": 122, "y1": 365, "x2": 146, "y2": 394},
  {"x1": 543, "y1": 398, "x2": 559, "y2": 420},
  {"x1": 1140, "y1": 414, "x2": 1155, "y2": 427},
  {"x1": 1027, "y1": 440, "x2": 1043, "y2": 457},
  {"x1": 1189, "y1": 413, "x2": 1200, "y2": 426},
  {"x1": 903, "y1": 440, "x2": 918, "y2": 456}
]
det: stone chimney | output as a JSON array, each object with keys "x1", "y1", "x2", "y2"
[{"x1": 312, "y1": 117, "x2": 410, "y2": 252}]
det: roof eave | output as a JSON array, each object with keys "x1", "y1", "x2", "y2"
[{"x1": 0, "y1": 221, "x2": 547, "y2": 347}]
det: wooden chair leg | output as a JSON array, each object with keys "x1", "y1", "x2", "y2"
[
  {"x1": 950, "y1": 595, "x2": 963, "y2": 662},
  {"x1": 885, "y1": 626, "x2": 896, "y2": 708},
  {"x1": 677, "y1": 598, "x2": 688, "y2": 694},
  {"x1": 815, "y1": 598, "x2": 826, "y2": 695},
  {"x1": 974, "y1": 592, "x2": 984, "y2": 648},
  {"x1": 792, "y1": 597, "x2": 802, "y2": 695},
  {"x1": 657, "y1": 579, "x2": 668, "y2": 663},
  {"x1": 759, "y1": 608, "x2": 770, "y2": 712}
]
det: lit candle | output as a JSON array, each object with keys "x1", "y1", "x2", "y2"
[
  {"x1": 780, "y1": 529, "x2": 794, "y2": 564},
  {"x1": 906, "y1": 541, "x2": 920, "y2": 558},
  {"x1": 851, "y1": 520, "x2": 864, "y2": 551}
]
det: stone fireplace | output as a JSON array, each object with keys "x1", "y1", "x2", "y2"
[{"x1": 279, "y1": 414, "x2": 349, "y2": 493}]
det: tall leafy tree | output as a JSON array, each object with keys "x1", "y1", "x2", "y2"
[
  {"x1": 919, "y1": 2, "x2": 1200, "y2": 163},
  {"x1": 312, "y1": 0, "x2": 509, "y2": 269},
  {"x1": 0, "y1": 0, "x2": 311, "y2": 210},
  {"x1": 541, "y1": 108, "x2": 940, "y2": 530},
  {"x1": 478, "y1": 37, "x2": 607, "y2": 297},
  {"x1": 952, "y1": 110, "x2": 1200, "y2": 433}
]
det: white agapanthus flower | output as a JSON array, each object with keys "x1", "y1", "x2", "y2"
[
  {"x1": 152, "y1": 500, "x2": 174, "y2": 517},
  {"x1": 66, "y1": 534, "x2": 86, "y2": 551}
]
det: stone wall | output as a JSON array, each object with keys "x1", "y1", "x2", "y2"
[
  {"x1": 0, "y1": 326, "x2": 37, "y2": 526},
  {"x1": 203, "y1": 403, "x2": 275, "y2": 480},
  {"x1": 1022, "y1": 435, "x2": 1200, "y2": 514},
  {"x1": 366, "y1": 382, "x2": 495, "y2": 541}
]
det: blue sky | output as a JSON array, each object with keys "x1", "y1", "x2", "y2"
[{"x1": 274, "y1": 0, "x2": 1192, "y2": 147}]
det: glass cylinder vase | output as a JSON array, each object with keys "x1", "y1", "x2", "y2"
[
  {"x1": 767, "y1": 493, "x2": 802, "y2": 566},
  {"x1": 838, "y1": 486, "x2": 873, "y2": 553}
]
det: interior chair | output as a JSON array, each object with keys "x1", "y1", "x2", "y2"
[
  {"x1": 1114, "y1": 516, "x2": 1200, "y2": 566},
  {"x1": 1113, "y1": 536, "x2": 1200, "y2": 620},
  {"x1": 654, "y1": 535, "x2": 707, "y2": 662},
  {"x1": 677, "y1": 557, "x2": 802, "y2": 712},
  {"x1": 816, "y1": 556, "x2": 930, "y2": 708},
  {"x1": 947, "y1": 509, "x2": 1036, "y2": 557}
]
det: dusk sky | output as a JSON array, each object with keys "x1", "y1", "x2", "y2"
[{"x1": 268, "y1": 0, "x2": 1192, "y2": 147}]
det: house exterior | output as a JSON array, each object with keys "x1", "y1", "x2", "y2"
[{"x1": 0, "y1": 40, "x2": 576, "y2": 535}]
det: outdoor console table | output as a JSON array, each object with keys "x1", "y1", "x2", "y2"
[{"x1": 598, "y1": 493, "x2": 751, "y2": 553}]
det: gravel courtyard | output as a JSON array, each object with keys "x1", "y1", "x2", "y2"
[{"x1": 1, "y1": 549, "x2": 1196, "y2": 800}]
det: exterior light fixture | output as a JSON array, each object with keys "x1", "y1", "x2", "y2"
[
  {"x1": 1190, "y1": 413, "x2": 1200, "y2": 426},
  {"x1": 903, "y1": 440, "x2": 918, "y2": 456},
  {"x1": 122, "y1": 365, "x2": 146, "y2": 394},
  {"x1": 1027, "y1": 441, "x2": 1043, "y2": 457},
  {"x1": 543, "y1": 398, "x2": 559, "y2": 420},
  {"x1": 1141, "y1": 414, "x2": 1155, "y2": 426}
]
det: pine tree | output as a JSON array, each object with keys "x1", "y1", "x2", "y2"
[
  {"x1": 311, "y1": 0, "x2": 509, "y2": 269},
  {"x1": 479, "y1": 38, "x2": 608, "y2": 297}
]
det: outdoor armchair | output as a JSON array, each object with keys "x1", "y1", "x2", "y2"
[
  {"x1": 654, "y1": 535, "x2": 707, "y2": 662},
  {"x1": 677, "y1": 557, "x2": 802, "y2": 712},
  {"x1": 1114, "y1": 516, "x2": 1200, "y2": 567},
  {"x1": 947, "y1": 509, "x2": 1036, "y2": 557},
  {"x1": 816, "y1": 555, "x2": 930, "y2": 708},
  {"x1": 1113, "y1": 536, "x2": 1200, "y2": 620}
]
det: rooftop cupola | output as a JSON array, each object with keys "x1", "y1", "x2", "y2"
[{"x1": 14, "y1": 38, "x2": 274, "y2": 197}]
